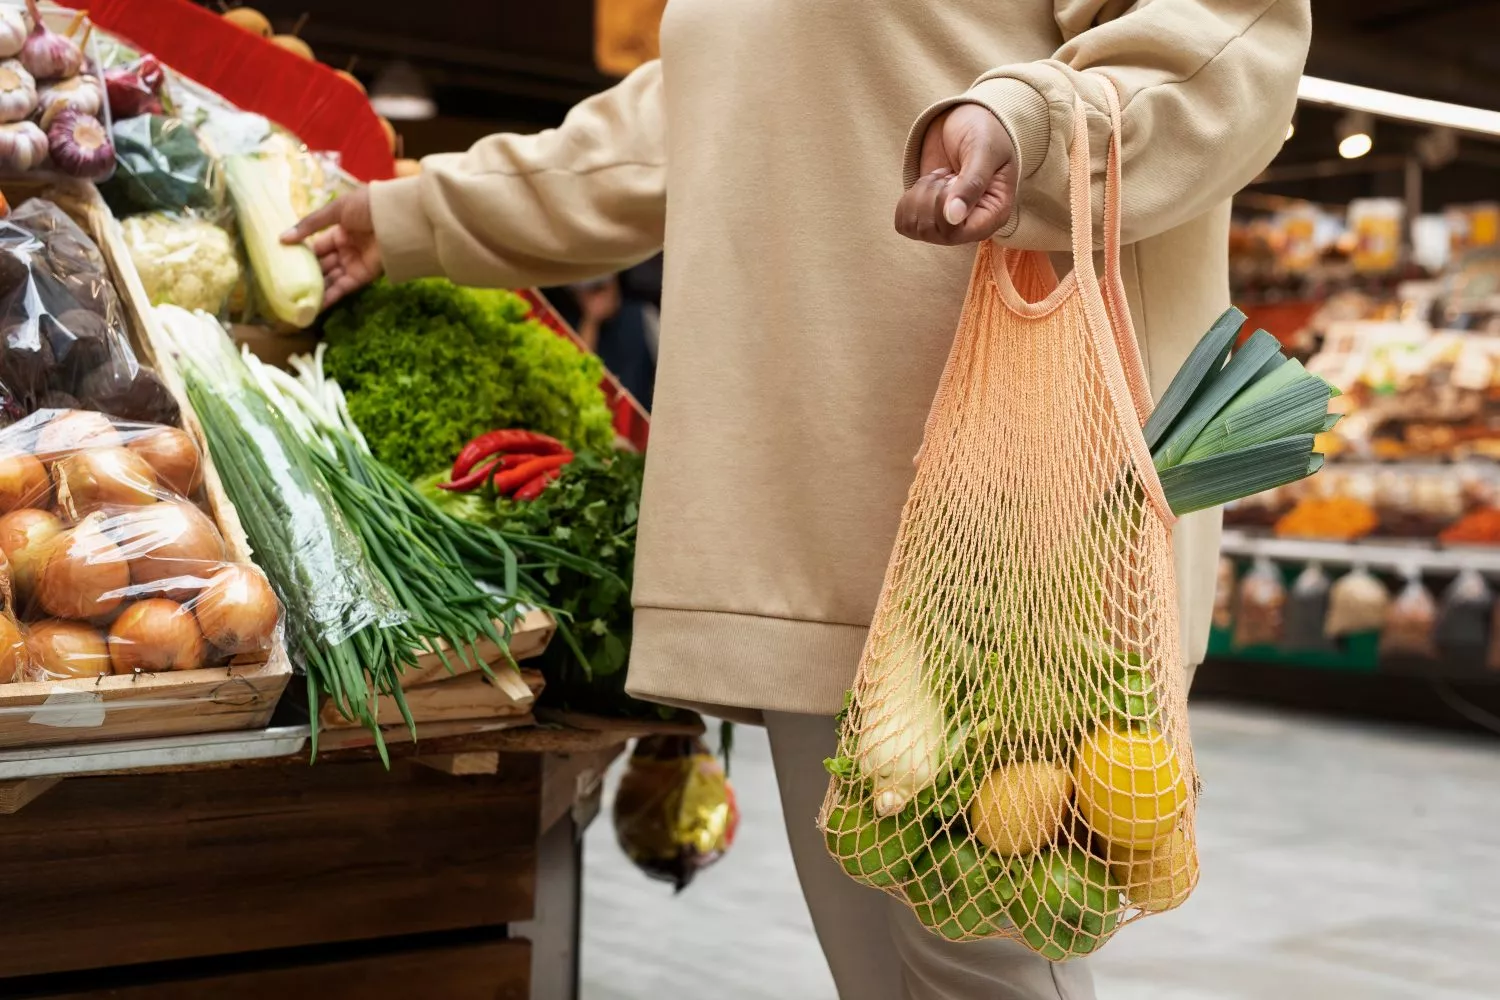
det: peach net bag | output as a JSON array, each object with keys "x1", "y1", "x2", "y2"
[{"x1": 819, "y1": 80, "x2": 1198, "y2": 960}]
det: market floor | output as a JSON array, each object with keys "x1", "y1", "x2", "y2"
[{"x1": 580, "y1": 703, "x2": 1500, "y2": 1000}]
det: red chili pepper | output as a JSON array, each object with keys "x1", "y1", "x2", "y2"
[
  {"x1": 436, "y1": 453, "x2": 540, "y2": 492},
  {"x1": 450, "y1": 430, "x2": 567, "y2": 480},
  {"x1": 437, "y1": 454, "x2": 503, "y2": 492},
  {"x1": 512, "y1": 467, "x2": 562, "y2": 501},
  {"x1": 493, "y1": 452, "x2": 573, "y2": 496}
]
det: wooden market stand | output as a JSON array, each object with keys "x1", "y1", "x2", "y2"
[
  {"x1": 0, "y1": 696, "x2": 695, "y2": 999},
  {"x1": 0, "y1": 593, "x2": 696, "y2": 1000}
]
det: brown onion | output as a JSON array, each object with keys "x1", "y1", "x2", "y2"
[
  {"x1": 0, "y1": 613, "x2": 27, "y2": 682},
  {"x1": 127, "y1": 427, "x2": 202, "y2": 497},
  {"x1": 27, "y1": 619, "x2": 109, "y2": 679},
  {"x1": 109, "y1": 599, "x2": 205, "y2": 673},
  {"x1": 0, "y1": 452, "x2": 47, "y2": 513},
  {"x1": 35, "y1": 410, "x2": 122, "y2": 459},
  {"x1": 194, "y1": 564, "x2": 278, "y2": 654},
  {"x1": 105, "y1": 501, "x2": 224, "y2": 601},
  {"x1": 36, "y1": 513, "x2": 130, "y2": 620},
  {"x1": 0, "y1": 508, "x2": 62, "y2": 608},
  {"x1": 54, "y1": 447, "x2": 160, "y2": 516}
]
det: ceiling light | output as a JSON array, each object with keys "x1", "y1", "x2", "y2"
[
  {"x1": 1336, "y1": 111, "x2": 1373, "y2": 159},
  {"x1": 1339, "y1": 132, "x2": 1372, "y2": 158},
  {"x1": 370, "y1": 61, "x2": 435, "y2": 121},
  {"x1": 1285, "y1": 121, "x2": 1295, "y2": 141},
  {"x1": 1299, "y1": 76, "x2": 1500, "y2": 138}
]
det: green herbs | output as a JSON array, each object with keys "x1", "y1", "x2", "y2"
[
  {"x1": 323, "y1": 280, "x2": 615, "y2": 479},
  {"x1": 420, "y1": 449, "x2": 665, "y2": 719}
]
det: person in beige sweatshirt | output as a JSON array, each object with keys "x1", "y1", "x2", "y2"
[{"x1": 288, "y1": 0, "x2": 1310, "y2": 994}]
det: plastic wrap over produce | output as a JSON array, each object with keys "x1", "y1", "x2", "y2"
[
  {"x1": 0, "y1": 409, "x2": 282, "y2": 716},
  {"x1": 614, "y1": 736, "x2": 738, "y2": 891},
  {"x1": 0, "y1": 197, "x2": 178, "y2": 425}
]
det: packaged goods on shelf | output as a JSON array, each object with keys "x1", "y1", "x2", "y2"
[
  {"x1": 1380, "y1": 575, "x2": 1439, "y2": 659},
  {"x1": 1234, "y1": 557, "x2": 1286, "y2": 648},
  {"x1": 1284, "y1": 563, "x2": 1335, "y2": 652},
  {"x1": 1325, "y1": 566, "x2": 1390, "y2": 638}
]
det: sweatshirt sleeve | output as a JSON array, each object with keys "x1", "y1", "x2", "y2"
[
  {"x1": 903, "y1": 0, "x2": 1310, "y2": 249},
  {"x1": 369, "y1": 61, "x2": 666, "y2": 289}
]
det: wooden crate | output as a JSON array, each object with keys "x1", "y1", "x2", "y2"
[
  {"x1": 319, "y1": 609, "x2": 554, "y2": 731},
  {"x1": 0, "y1": 179, "x2": 292, "y2": 748}
]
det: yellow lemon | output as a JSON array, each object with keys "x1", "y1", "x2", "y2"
[
  {"x1": 969, "y1": 760, "x2": 1072, "y2": 858},
  {"x1": 1110, "y1": 827, "x2": 1198, "y2": 912},
  {"x1": 1072, "y1": 722, "x2": 1189, "y2": 851}
]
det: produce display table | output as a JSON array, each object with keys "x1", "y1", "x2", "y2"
[{"x1": 0, "y1": 716, "x2": 690, "y2": 999}]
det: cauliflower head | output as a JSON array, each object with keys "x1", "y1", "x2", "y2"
[{"x1": 122, "y1": 213, "x2": 242, "y2": 315}]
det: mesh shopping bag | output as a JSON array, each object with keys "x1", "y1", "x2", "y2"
[{"x1": 820, "y1": 81, "x2": 1198, "y2": 959}]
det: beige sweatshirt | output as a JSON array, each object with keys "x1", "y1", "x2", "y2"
[{"x1": 370, "y1": 0, "x2": 1311, "y2": 724}]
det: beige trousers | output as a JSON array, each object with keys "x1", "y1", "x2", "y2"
[{"x1": 765, "y1": 711, "x2": 1096, "y2": 1000}]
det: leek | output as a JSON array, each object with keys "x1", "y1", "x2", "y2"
[{"x1": 1147, "y1": 314, "x2": 1339, "y2": 516}]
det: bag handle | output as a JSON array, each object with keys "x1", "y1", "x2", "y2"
[
  {"x1": 1066, "y1": 76, "x2": 1154, "y2": 428},
  {"x1": 1065, "y1": 77, "x2": 1173, "y2": 522}
]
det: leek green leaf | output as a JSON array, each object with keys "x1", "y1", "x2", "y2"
[
  {"x1": 1153, "y1": 330, "x2": 1284, "y2": 471},
  {"x1": 1142, "y1": 307, "x2": 1246, "y2": 450}
]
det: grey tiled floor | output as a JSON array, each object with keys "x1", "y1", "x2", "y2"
[{"x1": 581, "y1": 704, "x2": 1500, "y2": 999}]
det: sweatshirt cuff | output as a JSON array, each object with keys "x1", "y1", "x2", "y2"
[
  {"x1": 902, "y1": 77, "x2": 1050, "y2": 238},
  {"x1": 369, "y1": 176, "x2": 442, "y2": 283}
]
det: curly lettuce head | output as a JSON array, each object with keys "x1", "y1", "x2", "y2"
[{"x1": 322, "y1": 279, "x2": 615, "y2": 479}]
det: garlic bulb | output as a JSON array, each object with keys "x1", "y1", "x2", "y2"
[
  {"x1": 0, "y1": 120, "x2": 48, "y2": 171},
  {"x1": 37, "y1": 74, "x2": 100, "y2": 129},
  {"x1": 0, "y1": 8, "x2": 25, "y2": 60},
  {"x1": 47, "y1": 109, "x2": 113, "y2": 179},
  {"x1": 0, "y1": 59, "x2": 35, "y2": 124},
  {"x1": 20, "y1": 0, "x2": 81, "y2": 81}
]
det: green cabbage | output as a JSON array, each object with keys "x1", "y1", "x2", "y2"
[{"x1": 322, "y1": 279, "x2": 615, "y2": 478}]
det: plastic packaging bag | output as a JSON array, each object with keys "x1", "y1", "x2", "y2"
[
  {"x1": 1234, "y1": 556, "x2": 1286, "y2": 648},
  {"x1": 1325, "y1": 566, "x2": 1390, "y2": 637},
  {"x1": 613, "y1": 735, "x2": 738, "y2": 892},
  {"x1": 1437, "y1": 569, "x2": 1492, "y2": 670},
  {"x1": 99, "y1": 114, "x2": 219, "y2": 217},
  {"x1": 0, "y1": 409, "x2": 282, "y2": 683},
  {"x1": 1380, "y1": 574, "x2": 1438, "y2": 660},
  {"x1": 120, "y1": 213, "x2": 242, "y2": 316},
  {"x1": 1284, "y1": 563, "x2": 1335, "y2": 652},
  {"x1": 1212, "y1": 557, "x2": 1236, "y2": 631},
  {"x1": 0, "y1": 199, "x2": 178, "y2": 426}
]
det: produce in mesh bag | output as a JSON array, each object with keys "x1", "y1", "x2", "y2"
[
  {"x1": 0, "y1": 198, "x2": 178, "y2": 425},
  {"x1": 120, "y1": 213, "x2": 241, "y2": 315},
  {"x1": 613, "y1": 736, "x2": 738, "y2": 892},
  {"x1": 1232, "y1": 557, "x2": 1286, "y2": 648},
  {"x1": 1212, "y1": 556, "x2": 1236, "y2": 631},
  {"x1": 1324, "y1": 565, "x2": 1389, "y2": 637},
  {"x1": 822, "y1": 88, "x2": 1218, "y2": 957},
  {"x1": 1436, "y1": 569, "x2": 1491, "y2": 669},
  {"x1": 1283, "y1": 562, "x2": 1335, "y2": 652},
  {"x1": 0, "y1": 409, "x2": 281, "y2": 683},
  {"x1": 1380, "y1": 574, "x2": 1438, "y2": 660}
]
